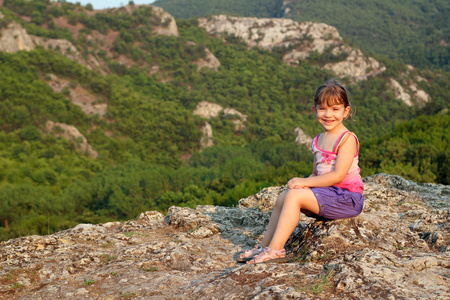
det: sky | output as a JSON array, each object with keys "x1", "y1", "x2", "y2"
[{"x1": 67, "y1": 0, "x2": 156, "y2": 10}]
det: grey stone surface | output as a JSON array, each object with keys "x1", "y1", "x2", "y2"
[{"x1": 0, "y1": 174, "x2": 448, "y2": 299}]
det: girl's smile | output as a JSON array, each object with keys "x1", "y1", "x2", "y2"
[{"x1": 313, "y1": 104, "x2": 350, "y2": 132}]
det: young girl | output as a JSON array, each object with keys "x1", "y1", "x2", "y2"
[{"x1": 239, "y1": 79, "x2": 364, "y2": 264}]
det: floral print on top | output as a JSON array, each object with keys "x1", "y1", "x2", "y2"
[{"x1": 321, "y1": 152, "x2": 336, "y2": 164}]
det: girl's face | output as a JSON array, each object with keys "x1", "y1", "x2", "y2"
[{"x1": 313, "y1": 103, "x2": 350, "y2": 132}]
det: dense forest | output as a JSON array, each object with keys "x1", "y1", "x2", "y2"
[
  {"x1": 154, "y1": 0, "x2": 449, "y2": 71},
  {"x1": 0, "y1": 0, "x2": 448, "y2": 241}
]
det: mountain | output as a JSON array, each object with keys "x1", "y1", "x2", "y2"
[
  {"x1": 0, "y1": 0, "x2": 448, "y2": 242},
  {"x1": 153, "y1": 0, "x2": 450, "y2": 71},
  {"x1": 0, "y1": 174, "x2": 449, "y2": 299}
]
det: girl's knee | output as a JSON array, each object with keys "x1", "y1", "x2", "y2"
[
  {"x1": 284, "y1": 188, "x2": 312, "y2": 205},
  {"x1": 284, "y1": 189, "x2": 301, "y2": 204}
]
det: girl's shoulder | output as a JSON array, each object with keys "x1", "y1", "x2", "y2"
[{"x1": 334, "y1": 131, "x2": 359, "y2": 154}]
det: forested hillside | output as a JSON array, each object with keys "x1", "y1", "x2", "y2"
[
  {"x1": 0, "y1": 0, "x2": 448, "y2": 241},
  {"x1": 154, "y1": 0, "x2": 449, "y2": 71}
]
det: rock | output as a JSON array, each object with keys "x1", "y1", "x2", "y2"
[
  {"x1": 323, "y1": 48, "x2": 386, "y2": 81},
  {"x1": 198, "y1": 15, "x2": 385, "y2": 80},
  {"x1": 0, "y1": 22, "x2": 97, "y2": 70},
  {"x1": 45, "y1": 74, "x2": 108, "y2": 117},
  {"x1": 194, "y1": 101, "x2": 248, "y2": 149},
  {"x1": 193, "y1": 101, "x2": 223, "y2": 119},
  {"x1": 186, "y1": 41, "x2": 221, "y2": 71},
  {"x1": 165, "y1": 206, "x2": 220, "y2": 238},
  {"x1": 389, "y1": 78, "x2": 412, "y2": 106},
  {"x1": 193, "y1": 101, "x2": 247, "y2": 127},
  {"x1": 223, "y1": 107, "x2": 248, "y2": 131},
  {"x1": 200, "y1": 121, "x2": 214, "y2": 148},
  {"x1": 239, "y1": 186, "x2": 285, "y2": 212},
  {"x1": 151, "y1": 6, "x2": 179, "y2": 37},
  {"x1": 294, "y1": 127, "x2": 313, "y2": 147},
  {"x1": 45, "y1": 120, "x2": 98, "y2": 158},
  {"x1": 412, "y1": 86, "x2": 430, "y2": 103},
  {"x1": 388, "y1": 78, "x2": 431, "y2": 106},
  {"x1": 32, "y1": 35, "x2": 94, "y2": 68},
  {"x1": 199, "y1": 15, "x2": 339, "y2": 51},
  {"x1": 0, "y1": 22, "x2": 35, "y2": 52},
  {"x1": 0, "y1": 174, "x2": 448, "y2": 299}
]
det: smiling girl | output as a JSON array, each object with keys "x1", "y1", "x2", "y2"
[{"x1": 238, "y1": 79, "x2": 364, "y2": 264}]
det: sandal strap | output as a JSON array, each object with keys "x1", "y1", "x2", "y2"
[
  {"x1": 240, "y1": 243, "x2": 263, "y2": 259},
  {"x1": 248, "y1": 247, "x2": 286, "y2": 264}
]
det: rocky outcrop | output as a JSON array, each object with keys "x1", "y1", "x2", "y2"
[
  {"x1": 101, "y1": 5, "x2": 178, "y2": 38},
  {"x1": 294, "y1": 127, "x2": 312, "y2": 147},
  {"x1": 0, "y1": 22, "x2": 97, "y2": 69},
  {"x1": 0, "y1": 22, "x2": 35, "y2": 52},
  {"x1": 45, "y1": 121, "x2": 98, "y2": 158},
  {"x1": 0, "y1": 5, "x2": 178, "y2": 73},
  {"x1": 389, "y1": 78, "x2": 412, "y2": 106},
  {"x1": 199, "y1": 121, "x2": 214, "y2": 148},
  {"x1": 280, "y1": 0, "x2": 293, "y2": 16},
  {"x1": 193, "y1": 101, "x2": 247, "y2": 129},
  {"x1": 186, "y1": 42, "x2": 221, "y2": 71},
  {"x1": 200, "y1": 47, "x2": 221, "y2": 71},
  {"x1": 151, "y1": 6, "x2": 179, "y2": 37},
  {"x1": 193, "y1": 101, "x2": 223, "y2": 119},
  {"x1": 323, "y1": 48, "x2": 386, "y2": 81},
  {"x1": 388, "y1": 72, "x2": 430, "y2": 106},
  {"x1": 198, "y1": 15, "x2": 338, "y2": 51},
  {"x1": 45, "y1": 74, "x2": 108, "y2": 117},
  {"x1": 194, "y1": 101, "x2": 247, "y2": 148},
  {"x1": 198, "y1": 15, "x2": 385, "y2": 81},
  {"x1": 33, "y1": 35, "x2": 98, "y2": 68},
  {"x1": 1, "y1": 174, "x2": 448, "y2": 299}
]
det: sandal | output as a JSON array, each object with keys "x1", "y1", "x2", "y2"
[
  {"x1": 236, "y1": 244, "x2": 263, "y2": 263},
  {"x1": 246, "y1": 247, "x2": 288, "y2": 264}
]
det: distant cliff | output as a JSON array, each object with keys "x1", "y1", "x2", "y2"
[{"x1": 1, "y1": 174, "x2": 448, "y2": 299}]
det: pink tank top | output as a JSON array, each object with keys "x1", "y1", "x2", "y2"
[{"x1": 311, "y1": 131, "x2": 364, "y2": 193}]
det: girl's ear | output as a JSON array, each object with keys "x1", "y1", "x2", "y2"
[
  {"x1": 312, "y1": 105, "x2": 317, "y2": 114},
  {"x1": 344, "y1": 106, "x2": 351, "y2": 119}
]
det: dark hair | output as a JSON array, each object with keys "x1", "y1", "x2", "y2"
[{"x1": 314, "y1": 79, "x2": 353, "y2": 119}]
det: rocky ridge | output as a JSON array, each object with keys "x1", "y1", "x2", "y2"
[
  {"x1": 0, "y1": 174, "x2": 448, "y2": 299},
  {"x1": 198, "y1": 15, "x2": 386, "y2": 81},
  {"x1": 0, "y1": 21, "x2": 97, "y2": 69}
]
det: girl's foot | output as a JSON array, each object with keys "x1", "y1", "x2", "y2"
[
  {"x1": 237, "y1": 244, "x2": 263, "y2": 263},
  {"x1": 246, "y1": 247, "x2": 288, "y2": 264}
]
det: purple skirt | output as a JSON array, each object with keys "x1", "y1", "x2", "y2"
[{"x1": 310, "y1": 186, "x2": 364, "y2": 220}]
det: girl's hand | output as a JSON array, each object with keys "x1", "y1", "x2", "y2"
[{"x1": 287, "y1": 177, "x2": 307, "y2": 189}]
